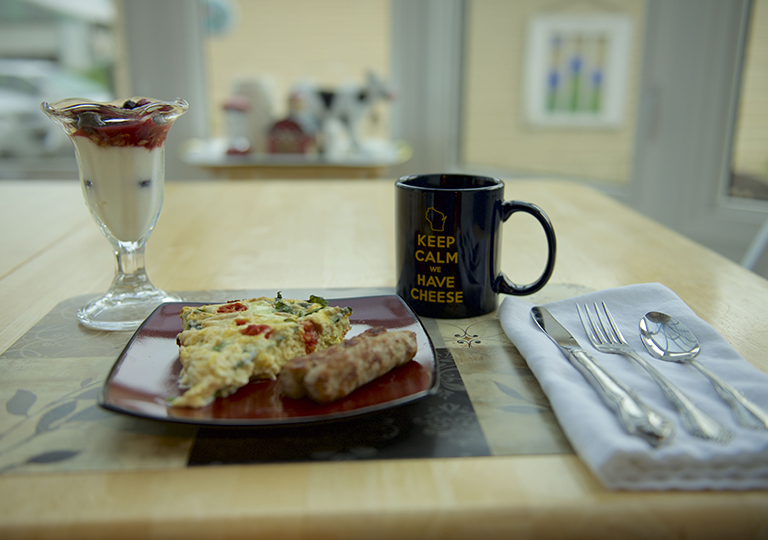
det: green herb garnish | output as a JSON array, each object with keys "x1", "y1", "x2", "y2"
[
  {"x1": 274, "y1": 291, "x2": 292, "y2": 312},
  {"x1": 308, "y1": 295, "x2": 328, "y2": 308}
]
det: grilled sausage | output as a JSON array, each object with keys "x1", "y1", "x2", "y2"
[{"x1": 279, "y1": 327, "x2": 418, "y2": 403}]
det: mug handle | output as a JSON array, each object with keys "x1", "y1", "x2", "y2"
[{"x1": 494, "y1": 201, "x2": 557, "y2": 295}]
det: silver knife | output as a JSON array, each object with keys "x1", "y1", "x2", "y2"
[{"x1": 531, "y1": 306, "x2": 674, "y2": 447}]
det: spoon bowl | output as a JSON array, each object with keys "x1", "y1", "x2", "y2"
[
  {"x1": 639, "y1": 312, "x2": 768, "y2": 430},
  {"x1": 639, "y1": 312, "x2": 700, "y2": 361}
]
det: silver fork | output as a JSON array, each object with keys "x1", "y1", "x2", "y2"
[{"x1": 577, "y1": 302, "x2": 733, "y2": 444}]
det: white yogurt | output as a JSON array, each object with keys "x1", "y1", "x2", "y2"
[{"x1": 73, "y1": 136, "x2": 165, "y2": 243}]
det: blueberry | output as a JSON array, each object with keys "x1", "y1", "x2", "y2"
[
  {"x1": 77, "y1": 112, "x2": 103, "y2": 130},
  {"x1": 123, "y1": 99, "x2": 151, "y2": 109}
]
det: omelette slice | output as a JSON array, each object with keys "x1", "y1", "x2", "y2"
[{"x1": 171, "y1": 294, "x2": 352, "y2": 408}]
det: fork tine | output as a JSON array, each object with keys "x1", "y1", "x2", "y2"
[
  {"x1": 592, "y1": 302, "x2": 616, "y2": 344},
  {"x1": 599, "y1": 302, "x2": 627, "y2": 345},
  {"x1": 577, "y1": 304, "x2": 600, "y2": 346},
  {"x1": 579, "y1": 303, "x2": 607, "y2": 345},
  {"x1": 586, "y1": 303, "x2": 610, "y2": 344}
]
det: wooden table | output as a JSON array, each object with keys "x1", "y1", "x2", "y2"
[{"x1": 1, "y1": 178, "x2": 767, "y2": 539}]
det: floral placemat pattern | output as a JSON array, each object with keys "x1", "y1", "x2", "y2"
[{"x1": 0, "y1": 288, "x2": 574, "y2": 474}]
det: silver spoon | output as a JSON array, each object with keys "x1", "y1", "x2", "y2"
[{"x1": 640, "y1": 312, "x2": 768, "y2": 430}]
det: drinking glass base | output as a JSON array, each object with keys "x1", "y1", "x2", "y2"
[{"x1": 77, "y1": 289, "x2": 182, "y2": 332}]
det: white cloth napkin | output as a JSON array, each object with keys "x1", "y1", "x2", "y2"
[{"x1": 499, "y1": 283, "x2": 768, "y2": 490}]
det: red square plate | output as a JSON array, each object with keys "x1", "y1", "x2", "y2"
[{"x1": 99, "y1": 295, "x2": 438, "y2": 426}]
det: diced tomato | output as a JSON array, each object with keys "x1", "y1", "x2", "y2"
[
  {"x1": 300, "y1": 320, "x2": 320, "y2": 353},
  {"x1": 234, "y1": 318, "x2": 248, "y2": 325},
  {"x1": 240, "y1": 324, "x2": 272, "y2": 337},
  {"x1": 217, "y1": 302, "x2": 247, "y2": 313}
]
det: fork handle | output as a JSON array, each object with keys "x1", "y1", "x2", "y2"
[
  {"x1": 626, "y1": 351, "x2": 734, "y2": 443},
  {"x1": 691, "y1": 359, "x2": 768, "y2": 430},
  {"x1": 566, "y1": 348, "x2": 674, "y2": 446}
]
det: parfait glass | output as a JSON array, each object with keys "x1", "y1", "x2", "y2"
[{"x1": 41, "y1": 97, "x2": 188, "y2": 331}]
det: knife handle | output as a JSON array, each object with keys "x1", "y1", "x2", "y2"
[{"x1": 566, "y1": 348, "x2": 674, "y2": 446}]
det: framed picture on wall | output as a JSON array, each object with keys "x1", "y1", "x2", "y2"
[{"x1": 523, "y1": 13, "x2": 632, "y2": 128}]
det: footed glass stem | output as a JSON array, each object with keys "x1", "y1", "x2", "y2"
[{"x1": 78, "y1": 242, "x2": 180, "y2": 331}]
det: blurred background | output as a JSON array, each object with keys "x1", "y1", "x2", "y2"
[{"x1": 1, "y1": 0, "x2": 767, "y2": 276}]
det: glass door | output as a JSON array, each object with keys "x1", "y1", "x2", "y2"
[{"x1": 391, "y1": 0, "x2": 766, "y2": 270}]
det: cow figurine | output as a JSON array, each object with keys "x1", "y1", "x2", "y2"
[{"x1": 291, "y1": 71, "x2": 394, "y2": 154}]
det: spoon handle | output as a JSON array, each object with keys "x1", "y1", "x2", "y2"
[
  {"x1": 691, "y1": 359, "x2": 768, "y2": 430},
  {"x1": 626, "y1": 351, "x2": 734, "y2": 443}
]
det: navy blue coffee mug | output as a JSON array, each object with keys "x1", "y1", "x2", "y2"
[{"x1": 396, "y1": 174, "x2": 556, "y2": 318}]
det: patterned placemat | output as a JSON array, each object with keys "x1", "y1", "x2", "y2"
[{"x1": 0, "y1": 288, "x2": 574, "y2": 475}]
